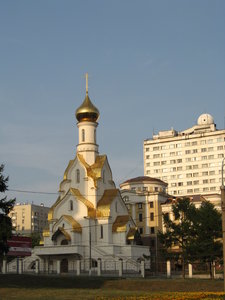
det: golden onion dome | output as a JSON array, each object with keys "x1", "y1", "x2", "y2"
[{"x1": 75, "y1": 94, "x2": 100, "y2": 122}]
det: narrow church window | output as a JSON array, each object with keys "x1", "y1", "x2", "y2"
[
  {"x1": 82, "y1": 129, "x2": 85, "y2": 142},
  {"x1": 115, "y1": 201, "x2": 118, "y2": 212},
  {"x1": 100, "y1": 225, "x2": 103, "y2": 239},
  {"x1": 69, "y1": 200, "x2": 73, "y2": 211},
  {"x1": 76, "y1": 169, "x2": 80, "y2": 183},
  {"x1": 102, "y1": 170, "x2": 105, "y2": 183},
  {"x1": 94, "y1": 129, "x2": 96, "y2": 143}
]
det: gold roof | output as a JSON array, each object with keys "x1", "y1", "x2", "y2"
[
  {"x1": 126, "y1": 227, "x2": 138, "y2": 240},
  {"x1": 78, "y1": 154, "x2": 106, "y2": 188},
  {"x1": 97, "y1": 189, "x2": 118, "y2": 217},
  {"x1": 48, "y1": 196, "x2": 61, "y2": 221},
  {"x1": 112, "y1": 215, "x2": 130, "y2": 232},
  {"x1": 75, "y1": 94, "x2": 100, "y2": 122},
  {"x1": 43, "y1": 229, "x2": 50, "y2": 237},
  {"x1": 70, "y1": 188, "x2": 96, "y2": 218},
  {"x1": 62, "y1": 215, "x2": 82, "y2": 233},
  {"x1": 52, "y1": 227, "x2": 71, "y2": 241}
]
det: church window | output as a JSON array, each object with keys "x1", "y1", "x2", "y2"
[
  {"x1": 100, "y1": 225, "x2": 103, "y2": 239},
  {"x1": 94, "y1": 129, "x2": 96, "y2": 143},
  {"x1": 82, "y1": 129, "x2": 85, "y2": 142},
  {"x1": 69, "y1": 200, "x2": 73, "y2": 211},
  {"x1": 76, "y1": 169, "x2": 80, "y2": 183},
  {"x1": 139, "y1": 213, "x2": 143, "y2": 222},
  {"x1": 102, "y1": 170, "x2": 105, "y2": 183},
  {"x1": 115, "y1": 201, "x2": 118, "y2": 212}
]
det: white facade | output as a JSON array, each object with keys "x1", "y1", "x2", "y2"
[
  {"x1": 34, "y1": 80, "x2": 149, "y2": 273},
  {"x1": 144, "y1": 114, "x2": 225, "y2": 197}
]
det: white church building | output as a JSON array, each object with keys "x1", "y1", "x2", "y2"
[{"x1": 34, "y1": 75, "x2": 149, "y2": 274}]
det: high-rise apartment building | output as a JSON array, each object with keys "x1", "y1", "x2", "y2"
[
  {"x1": 9, "y1": 203, "x2": 50, "y2": 236},
  {"x1": 143, "y1": 114, "x2": 225, "y2": 196}
]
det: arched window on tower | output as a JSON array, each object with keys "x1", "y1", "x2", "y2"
[
  {"x1": 100, "y1": 225, "x2": 103, "y2": 239},
  {"x1": 76, "y1": 169, "x2": 80, "y2": 183},
  {"x1": 82, "y1": 129, "x2": 85, "y2": 142}
]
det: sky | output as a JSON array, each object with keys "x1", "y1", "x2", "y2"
[{"x1": 0, "y1": 0, "x2": 225, "y2": 207}]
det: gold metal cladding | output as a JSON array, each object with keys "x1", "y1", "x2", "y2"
[
  {"x1": 97, "y1": 189, "x2": 118, "y2": 217},
  {"x1": 63, "y1": 159, "x2": 75, "y2": 180},
  {"x1": 77, "y1": 153, "x2": 106, "y2": 188},
  {"x1": 43, "y1": 229, "x2": 50, "y2": 237},
  {"x1": 112, "y1": 215, "x2": 130, "y2": 233},
  {"x1": 75, "y1": 95, "x2": 100, "y2": 122},
  {"x1": 126, "y1": 227, "x2": 137, "y2": 240},
  {"x1": 62, "y1": 215, "x2": 82, "y2": 233},
  {"x1": 70, "y1": 188, "x2": 96, "y2": 218}
]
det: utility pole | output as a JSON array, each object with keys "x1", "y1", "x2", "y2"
[
  {"x1": 221, "y1": 158, "x2": 225, "y2": 291},
  {"x1": 89, "y1": 228, "x2": 92, "y2": 276}
]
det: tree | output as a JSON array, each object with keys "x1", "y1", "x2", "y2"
[
  {"x1": 158, "y1": 197, "x2": 197, "y2": 278},
  {"x1": 0, "y1": 164, "x2": 15, "y2": 258},
  {"x1": 188, "y1": 201, "x2": 222, "y2": 278},
  {"x1": 30, "y1": 232, "x2": 41, "y2": 248}
]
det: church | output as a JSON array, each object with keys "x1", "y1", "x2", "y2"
[{"x1": 34, "y1": 75, "x2": 149, "y2": 273}]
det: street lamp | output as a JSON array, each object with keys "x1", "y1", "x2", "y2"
[{"x1": 220, "y1": 158, "x2": 225, "y2": 291}]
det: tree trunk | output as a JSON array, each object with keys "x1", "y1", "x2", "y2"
[{"x1": 182, "y1": 257, "x2": 185, "y2": 279}]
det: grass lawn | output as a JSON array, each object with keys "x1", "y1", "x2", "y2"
[{"x1": 0, "y1": 274, "x2": 225, "y2": 300}]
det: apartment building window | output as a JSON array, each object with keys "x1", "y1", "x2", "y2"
[
  {"x1": 150, "y1": 227, "x2": 155, "y2": 234},
  {"x1": 193, "y1": 165, "x2": 198, "y2": 169},
  {"x1": 202, "y1": 156, "x2": 207, "y2": 160},
  {"x1": 177, "y1": 143, "x2": 182, "y2": 148},
  {"x1": 177, "y1": 174, "x2": 183, "y2": 179},
  {"x1": 203, "y1": 179, "x2": 208, "y2": 184},
  {"x1": 177, "y1": 167, "x2": 182, "y2": 171},
  {"x1": 202, "y1": 163, "x2": 208, "y2": 168},
  {"x1": 185, "y1": 150, "x2": 191, "y2": 154},
  {"x1": 177, "y1": 151, "x2": 182, "y2": 156},
  {"x1": 170, "y1": 160, "x2": 176, "y2": 164},
  {"x1": 139, "y1": 227, "x2": 143, "y2": 234},
  {"x1": 139, "y1": 213, "x2": 143, "y2": 222},
  {"x1": 192, "y1": 149, "x2": 198, "y2": 153},
  {"x1": 147, "y1": 170, "x2": 150, "y2": 175},
  {"x1": 202, "y1": 171, "x2": 208, "y2": 176},
  {"x1": 218, "y1": 154, "x2": 224, "y2": 158},
  {"x1": 203, "y1": 187, "x2": 209, "y2": 192},
  {"x1": 138, "y1": 203, "x2": 142, "y2": 209},
  {"x1": 186, "y1": 165, "x2": 192, "y2": 170},
  {"x1": 192, "y1": 141, "x2": 197, "y2": 146},
  {"x1": 171, "y1": 183, "x2": 177, "y2": 187},
  {"x1": 210, "y1": 179, "x2": 215, "y2": 183},
  {"x1": 146, "y1": 147, "x2": 149, "y2": 152},
  {"x1": 171, "y1": 175, "x2": 176, "y2": 179},
  {"x1": 208, "y1": 155, "x2": 214, "y2": 159},
  {"x1": 209, "y1": 171, "x2": 215, "y2": 175},
  {"x1": 187, "y1": 181, "x2": 192, "y2": 186},
  {"x1": 162, "y1": 176, "x2": 167, "y2": 180},
  {"x1": 178, "y1": 182, "x2": 183, "y2": 186},
  {"x1": 178, "y1": 190, "x2": 183, "y2": 195},
  {"x1": 146, "y1": 163, "x2": 150, "y2": 167},
  {"x1": 150, "y1": 213, "x2": 154, "y2": 221},
  {"x1": 153, "y1": 154, "x2": 160, "y2": 158},
  {"x1": 149, "y1": 201, "x2": 154, "y2": 208},
  {"x1": 161, "y1": 161, "x2": 167, "y2": 165},
  {"x1": 169, "y1": 144, "x2": 175, "y2": 148},
  {"x1": 193, "y1": 180, "x2": 199, "y2": 185},
  {"x1": 153, "y1": 146, "x2": 160, "y2": 151},
  {"x1": 185, "y1": 142, "x2": 190, "y2": 146},
  {"x1": 187, "y1": 189, "x2": 193, "y2": 193},
  {"x1": 201, "y1": 148, "x2": 207, "y2": 152},
  {"x1": 170, "y1": 152, "x2": 175, "y2": 156},
  {"x1": 177, "y1": 159, "x2": 182, "y2": 163},
  {"x1": 217, "y1": 138, "x2": 223, "y2": 142},
  {"x1": 208, "y1": 147, "x2": 214, "y2": 151},
  {"x1": 162, "y1": 168, "x2": 168, "y2": 173},
  {"x1": 210, "y1": 187, "x2": 216, "y2": 191},
  {"x1": 161, "y1": 145, "x2": 167, "y2": 150},
  {"x1": 208, "y1": 139, "x2": 213, "y2": 144},
  {"x1": 154, "y1": 162, "x2": 160, "y2": 166},
  {"x1": 200, "y1": 140, "x2": 206, "y2": 145},
  {"x1": 194, "y1": 188, "x2": 200, "y2": 193},
  {"x1": 146, "y1": 155, "x2": 150, "y2": 159},
  {"x1": 186, "y1": 158, "x2": 191, "y2": 162},
  {"x1": 193, "y1": 172, "x2": 199, "y2": 177},
  {"x1": 171, "y1": 167, "x2": 176, "y2": 172}
]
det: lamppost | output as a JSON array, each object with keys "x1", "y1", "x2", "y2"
[{"x1": 221, "y1": 158, "x2": 225, "y2": 291}]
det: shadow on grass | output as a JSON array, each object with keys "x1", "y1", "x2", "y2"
[{"x1": 0, "y1": 274, "x2": 118, "y2": 289}]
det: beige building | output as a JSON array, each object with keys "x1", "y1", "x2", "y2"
[
  {"x1": 120, "y1": 176, "x2": 168, "y2": 247},
  {"x1": 144, "y1": 113, "x2": 225, "y2": 197},
  {"x1": 9, "y1": 203, "x2": 50, "y2": 236}
]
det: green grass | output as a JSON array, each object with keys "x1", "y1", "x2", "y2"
[{"x1": 0, "y1": 274, "x2": 225, "y2": 300}]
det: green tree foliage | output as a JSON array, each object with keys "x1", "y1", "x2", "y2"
[
  {"x1": 0, "y1": 164, "x2": 16, "y2": 257},
  {"x1": 158, "y1": 197, "x2": 222, "y2": 279},
  {"x1": 188, "y1": 201, "x2": 222, "y2": 278},
  {"x1": 158, "y1": 197, "x2": 197, "y2": 278},
  {"x1": 30, "y1": 232, "x2": 41, "y2": 248}
]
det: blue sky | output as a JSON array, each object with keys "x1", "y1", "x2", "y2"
[{"x1": 1, "y1": 0, "x2": 225, "y2": 206}]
